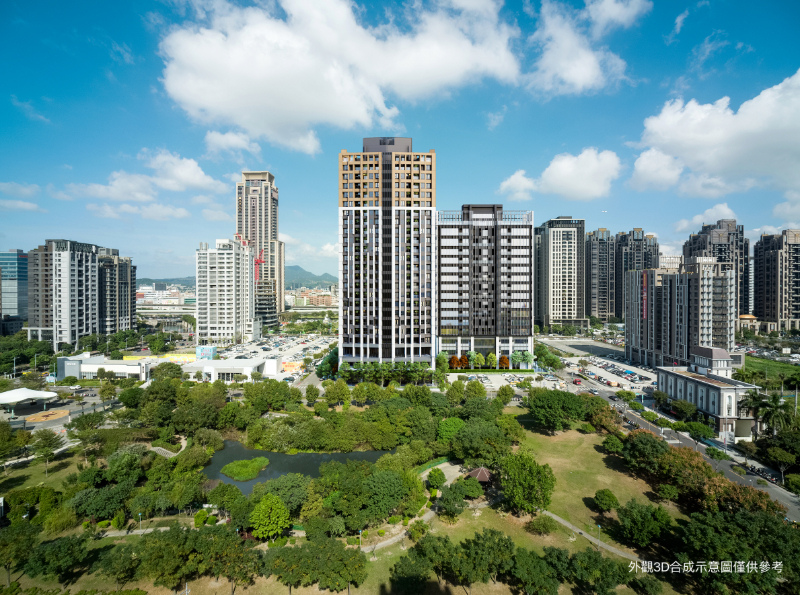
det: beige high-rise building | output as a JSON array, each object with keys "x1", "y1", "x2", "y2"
[
  {"x1": 338, "y1": 137, "x2": 436, "y2": 364},
  {"x1": 235, "y1": 171, "x2": 285, "y2": 329},
  {"x1": 753, "y1": 230, "x2": 800, "y2": 331}
]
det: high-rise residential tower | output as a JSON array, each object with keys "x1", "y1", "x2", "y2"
[
  {"x1": 753, "y1": 230, "x2": 800, "y2": 331},
  {"x1": 535, "y1": 216, "x2": 588, "y2": 330},
  {"x1": 584, "y1": 229, "x2": 615, "y2": 321},
  {"x1": 235, "y1": 171, "x2": 285, "y2": 329},
  {"x1": 437, "y1": 205, "x2": 535, "y2": 360},
  {"x1": 614, "y1": 229, "x2": 659, "y2": 320},
  {"x1": 339, "y1": 137, "x2": 436, "y2": 364},
  {"x1": 196, "y1": 237, "x2": 260, "y2": 344},
  {"x1": 0, "y1": 249, "x2": 28, "y2": 321},
  {"x1": 683, "y1": 219, "x2": 749, "y2": 316},
  {"x1": 98, "y1": 249, "x2": 136, "y2": 335}
]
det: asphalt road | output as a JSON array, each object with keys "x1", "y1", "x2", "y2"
[{"x1": 542, "y1": 339, "x2": 800, "y2": 521}]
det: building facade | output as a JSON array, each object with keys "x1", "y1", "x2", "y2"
[
  {"x1": 235, "y1": 171, "x2": 285, "y2": 329},
  {"x1": 535, "y1": 216, "x2": 588, "y2": 330},
  {"x1": 196, "y1": 238, "x2": 260, "y2": 345},
  {"x1": 436, "y1": 204, "x2": 535, "y2": 359},
  {"x1": 752, "y1": 230, "x2": 800, "y2": 331},
  {"x1": 339, "y1": 137, "x2": 436, "y2": 364},
  {"x1": 683, "y1": 219, "x2": 750, "y2": 316},
  {"x1": 0, "y1": 249, "x2": 28, "y2": 321},
  {"x1": 98, "y1": 249, "x2": 136, "y2": 335},
  {"x1": 614, "y1": 229, "x2": 659, "y2": 320},
  {"x1": 625, "y1": 257, "x2": 736, "y2": 367},
  {"x1": 585, "y1": 228, "x2": 615, "y2": 321}
]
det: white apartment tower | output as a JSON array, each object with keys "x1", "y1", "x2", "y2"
[
  {"x1": 535, "y1": 217, "x2": 589, "y2": 330},
  {"x1": 196, "y1": 237, "x2": 260, "y2": 344},
  {"x1": 339, "y1": 137, "x2": 436, "y2": 364},
  {"x1": 235, "y1": 171, "x2": 285, "y2": 329}
]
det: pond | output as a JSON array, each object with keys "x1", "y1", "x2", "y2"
[{"x1": 203, "y1": 441, "x2": 391, "y2": 495}]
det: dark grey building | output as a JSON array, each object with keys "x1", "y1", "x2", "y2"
[
  {"x1": 585, "y1": 228, "x2": 615, "y2": 321},
  {"x1": 98, "y1": 249, "x2": 137, "y2": 335},
  {"x1": 753, "y1": 230, "x2": 800, "y2": 331},
  {"x1": 436, "y1": 204, "x2": 534, "y2": 359},
  {"x1": 614, "y1": 229, "x2": 658, "y2": 320},
  {"x1": 0, "y1": 249, "x2": 28, "y2": 322},
  {"x1": 683, "y1": 219, "x2": 749, "y2": 316}
]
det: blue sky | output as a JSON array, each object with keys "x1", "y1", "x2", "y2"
[{"x1": 2, "y1": 0, "x2": 799, "y2": 278}]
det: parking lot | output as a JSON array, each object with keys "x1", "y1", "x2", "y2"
[{"x1": 217, "y1": 334, "x2": 334, "y2": 382}]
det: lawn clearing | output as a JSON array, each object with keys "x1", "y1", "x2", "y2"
[
  {"x1": 0, "y1": 449, "x2": 82, "y2": 494},
  {"x1": 220, "y1": 456, "x2": 270, "y2": 481},
  {"x1": 743, "y1": 355, "x2": 800, "y2": 377}
]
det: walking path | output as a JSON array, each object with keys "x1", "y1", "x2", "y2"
[{"x1": 148, "y1": 436, "x2": 187, "y2": 459}]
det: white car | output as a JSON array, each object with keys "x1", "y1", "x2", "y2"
[{"x1": 69, "y1": 385, "x2": 81, "y2": 390}]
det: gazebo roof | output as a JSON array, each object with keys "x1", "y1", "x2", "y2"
[
  {"x1": 0, "y1": 387, "x2": 59, "y2": 405},
  {"x1": 466, "y1": 466, "x2": 493, "y2": 483}
]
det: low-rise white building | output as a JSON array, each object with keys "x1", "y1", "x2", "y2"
[
  {"x1": 182, "y1": 358, "x2": 271, "y2": 383},
  {"x1": 56, "y1": 352, "x2": 159, "y2": 381}
]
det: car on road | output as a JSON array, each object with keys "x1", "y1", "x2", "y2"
[
  {"x1": 589, "y1": 389, "x2": 599, "y2": 395},
  {"x1": 69, "y1": 385, "x2": 82, "y2": 390}
]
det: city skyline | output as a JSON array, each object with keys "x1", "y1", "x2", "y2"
[{"x1": 2, "y1": 1, "x2": 800, "y2": 278}]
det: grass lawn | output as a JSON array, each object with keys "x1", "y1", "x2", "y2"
[
  {"x1": 743, "y1": 355, "x2": 800, "y2": 377},
  {"x1": 0, "y1": 449, "x2": 82, "y2": 494},
  {"x1": 220, "y1": 456, "x2": 270, "y2": 481}
]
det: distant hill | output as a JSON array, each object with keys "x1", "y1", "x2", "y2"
[
  {"x1": 137, "y1": 276, "x2": 196, "y2": 288},
  {"x1": 285, "y1": 265, "x2": 337, "y2": 289}
]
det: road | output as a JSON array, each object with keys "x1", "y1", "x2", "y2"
[{"x1": 539, "y1": 338, "x2": 800, "y2": 521}]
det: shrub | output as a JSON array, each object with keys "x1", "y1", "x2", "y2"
[
  {"x1": 205, "y1": 515, "x2": 218, "y2": 525},
  {"x1": 346, "y1": 536, "x2": 358, "y2": 545},
  {"x1": 603, "y1": 435, "x2": 624, "y2": 454},
  {"x1": 731, "y1": 465, "x2": 747, "y2": 476},
  {"x1": 110, "y1": 509, "x2": 126, "y2": 530},
  {"x1": 594, "y1": 489, "x2": 620, "y2": 514},
  {"x1": 427, "y1": 467, "x2": 446, "y2": 490},
  {"x1": 757, "y1": 478, "x2": 769, "y2": 486},
  {"x1": 641, "y1": 412, "x2": 658, "y2": 423},
  {"x1": 151, "y1": 438, "x2": 181, "y2": 453},
  {"x1": 402, "y1": 517, "x2": 409, "y2": 526},
  {"x1": 220, "y1": 457, "x2": 270, "y2": 481},
  {"x1": 429, "y1": 488, "x2": 438, "y2": 499},
  {"x1": 194, "y1": 509, "x2": 209, "y2": 528},
  {"x1": 43, "y1": 506, "x2": 78, "y2": 534},
  {"x1": 657, "y1": 484, "x2": 679, "y2": 502},
  {"x1": 630, "y1": 402, "x2": 644, "y2": 411},
  {"x1": 581, "y1": 423, "x2": 596, "y2": 434},
  {"x1": 289, "y1": 537, "x2": 296, "y2": 545},
  {"x1": 785, "y1": 474, "x2": 800, "y2": 494},
  {"x1": 525, "y1": 515, "x2": 559, "y2": 536},
  {"x1": 672, "y1": 421, "x2": 688, "y2": 432},
  {"x1": 361, "y1": 530, "x2": 369, "y2": 538},
  {"x1": 388, "y1": 515, "x2": 401, "y2": 525},
  {"x1": 267, "y1": 536, "x2": 288, "y2": 548},
  {"x1": 378, "y1": 529, "x2": 386, "y2": 536},
  {"x1": 426, "y1": 502, "x2": 432, "y2": 508},
  {"x1": 97, "y1": 520, "x2": 111, "y2": 529}
]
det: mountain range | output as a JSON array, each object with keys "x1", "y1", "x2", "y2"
[{"x1": 138, "y1": 266, "x2": 337, "y2": 290}]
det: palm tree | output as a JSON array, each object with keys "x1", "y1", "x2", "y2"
[
  {"x1": 738, "y1": 389, "x2": 765, "y2": 439},
  {"x1": 777, "y1": 372, "x2": 788, "y2": 397},
  {"x1": 760, "y1": 393, "x2": 792, "y2": 437}
]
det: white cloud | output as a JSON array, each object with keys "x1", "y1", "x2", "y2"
[
  {"x1": 498, "y1": 169, "x2": 537, "y2": 201},
  {"x1": 10, "y1": 95, "x2": 50, "y2": 123},
  {"x1": 526, "y1": 1, "x2": 628, "y2": 96},
  {"x1": 658, "y1": 240, "x2": 685, "y2": 256},
  {"x1": 280, "y1": 232, "x2": 338, "y2": 264},
  {"x1": 629, "y1": 148, "x2": 683, "y2": 190},
  {"x1": 636, "y1": 69, "x2": 800, "y2": 203},
  {"x1": 498, "y1": 148, "x2": 621, "y2": 201},
  {"x1": 143, "y1": 149, "x2": 227, "y2": 193},
  {"x1": 46, "y1": 183, "x2": 72, "y2": 201},
  {"x1": 690, "y1": 31, "x2": 729, "y2": 76},
  {"x1": 675, "y1": 202, "x2": 737, "y2": 232},
  {"x1": 160, "y1": 0, "x2": 520, "y2": 153},
  {"x1": 202, "y1": 208, "x2": 232, "y2": 221},
  {"x1": 665, "y1": 9, "x2": 689, "y2": 44},
  {"x1": 0, "y1": 182, "x2": 40, "y2": 198},
  {"x1": 191, "y1": 194, "x2": 215, "y2": 204},
  {"x1": 486, "y1": 105, "x2": 507, "y2": 130},
  {"x1": 204, "y1": 131, "x2": 261, "y2": 158},
  {"x1": 87, "y1": 202, "x2": 191, "y2": 220},
  {"x1": 584, "y1": 0, "x2": 653, "y2": 39},
  {"x1": 68, "y1": 171, "x2": 157, "y2": 202},
  {"x1": 745, "y1": 222, "x2": 800, "y2": 245},
  {"x1": 0, "y1": 199, "x2": 45, "y2": 212},
  {"x1": 110, "y1": 41, "x2": 134, "y2": 65}
]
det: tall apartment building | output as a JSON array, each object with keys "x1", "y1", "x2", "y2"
[
  {"x1": 0, "y1": 250, "x2": 28, "y2": 321},
  {"x1": 535, "y1": 216, "x2": 588, "y2": 330},
  {"x1": 753, "y1": 230, "x2": 800, "y2": 331},
  {"x1": 195, "y1": 237, "x2": 260, "y2": 344},
  {"x1": 624, "y1": 256, "x2": 736, "y2": 367},
  {"x1": 98, "y1": 249, "x2": 136, "y2": 334},
  {"x1": 339, "y1": 137, "x2": 436, "y2": 364},
  {"x1": 683, "y1": 219, "x2": 749, "y2": 316},
  {"x1": 614, "y1": 229, "x2": 659, "y2": 320},
  {"x1": 584, "y1": 229, "x2": 615, "y2": 321},
  {"x1": 437, "y1": 205, "x2": 534, "y2": 358},
  {"x1": 235, "y1": 171, "x2": 285, "y2": 329},
  {"x1": 27, "y1": 240, "x2": 102, "y2": 351}
]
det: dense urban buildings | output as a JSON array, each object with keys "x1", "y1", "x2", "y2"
[
  {"x1": 235, "y1": 171, "x2": 285, "y2": 329},
  {"x1": 98, "y1": 249, "x2": 137, "y2": 335},
  {"x1": 683, "y1": 219, "x2": 750, "y2": 316},
  {"x1": 436, "y1": 204, "x2": 535, "y2": 358},
  {"x1": 339, "y1": 137, "x2": 436, "y2": 364},
  {"x1": 624, "y1": 256, "x2": 736, "y2": 367},
  {"x1": 535, "y1": 216, "x2": 588, "y2": 330},
  {"x1": 752, "y1": 230, "x2": 800, "y2": 331},
  {"x1": 195, "y1": 237, "x2": 260, "y2": 344},
  {"x1": 614, "y1": 228, "x2": 659, "y2": 320},
  {"x1": 584, "y1": 228, "x2": 615, "y2": 321}
]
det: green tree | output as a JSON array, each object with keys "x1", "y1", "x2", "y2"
[
  {"x1": 464, "y1": 380, "x2": 486, "y2": 401},
  {"x1": 451, "y1": 419, "x2": 511, "y2": 467},
  {"x1": 250, "y1": 493, "x2": 291, "y2": 541},
  {"x1": 761, "y1": 393, "x2": 792, "y2": 436},
  {"x1": 436, "y1": 483, "x2": 468, "y2": 520},
  {"x1": 622, "y1": 430, "x2": 669, "y2": 476},
  {"x1": 446, "y1": 380, "x2": 465, "y2": 406},
  {"x1": 325, "y1": 379, "x2": 350, "y2": 408},
  {"x1": 570, "y1": 547, "x2": 629, "y2": 595},
  {"x1": 265, "y1": 546, "x2": 311, "y2": 594},
  {"x1": 525, "y1": 390, "x2": 585, "y2": 433},
  {"x1": 670, "y1": 398, "x2": 696, "y2": 420},
  {"x1": 767, "y1": 447, "x2": 796, "y2": 484},
  {"x1": 511, "y1": 547, "x2": 560, "y2": 595},
  {"x1": 657, "y1": 484, "x2": 679, "y2": 502},
  {"x1": 616, "y1": 499, "x2": 672, "y2": 548},
  {"x1": 196, "y1": 525, "x2": 261, "y2": 595},
  {"x1": 94, "y1": 543, "x2": 140, "y2": 591},
  {"x1": 25, "y1": 534, "x2": 89, "y2": 584},
  {"x1": 486, "y1": 353, "x2": 497, "y2": 369},
  {"x1": 19, "y1": 371, "x2": 45, "y2": 390},
  {"x1": 251, "y1": 473, "x2": 311, "y2": 519},
  {"x1": 136, "y1": 525, "x2": 199, "y2": 592},
  {"x1": 498, "y1": 451, "x2": 557, "y2": 514},
  {"x1": 593, "y1": 489, "x2": 619, "y2": 515},
  {"x1": 305, "y1": 385, "x2": 320, "y2": 406},
  {"x1": 427, "y1": 467, "x2": 446, "y2": 490},
  {"x1": 308, "y1": 538, "x2": 369, "y2": 594},
  {"x1": 99, "y1": 381, "x2": 116, "y2": 410},
  {"x1": 602, "y1": 434, "x2": 624, "y2": 454},
  {"x1": 474, "y1": 352, "x2": 486, "y2": 369},
  {"x1": 31, "y1": 428, "x2": 65, "y2": 476},
  {"x1": 705, "y1": 446, "x2": 731, "y2": 471},
  {"x1": 685, "y1": 421, "x2": 714, "y2": 450},
  {"x1": 0, "y1": 522, "x2": 40, "y2": 587},
  {"x1": 437, "y1": 416, "x2": 465, "y2": 443},
  {"x1": 496, "y1": 384, "x2": 515, "y2": 406},
  {"x1": 151, "y1": 362, "x2": 183, "y2": 381}
]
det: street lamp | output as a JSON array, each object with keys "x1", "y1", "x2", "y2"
[{"x1": 139, "y1": 513, "x2": 142, "y2": 531}]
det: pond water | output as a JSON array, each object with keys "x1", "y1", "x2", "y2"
[{"x1": 203, "y1": 441, "x2": 391, "y2": 495}]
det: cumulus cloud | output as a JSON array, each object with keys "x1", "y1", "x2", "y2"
[
  {"x1": 68, "y1": 171, "x2": 157, "y2": 202},
  {"x1": 526, "y1": 1, "x2": 628, "y2": 96},
  {"x1": 0, "y1": 182, "x2": 40, "y2": 197},
  {"x1": 204, "y1": 131, "x2": 261, "y2": 158},
  {"x1": 0, "y1": 199, "x2": 45, "y2": 212},
  {"x1": 633, "y1": 68, "x2": 800, "y2": 206},
  {"x1": 675, "y1": 202, "x2": 737, "y2": 232},
  {"x1": 498, "y1": 148, "x2": 621, "y2": 201},
  {"x1": 584, "y1": 0, "x2": 653, "y2": 39},
  {"x1": 629, "y1": 148, "x2": 683, "y2": 190},
  {"x1": 87, "y1": 202, "x2": 191, "y2": 220},
  {"x1": 160, "y1": 0, "x2": 520, "y2": 153},
  {"x1": 280, "y1": 232, "x2": 338, "y2": 264}
]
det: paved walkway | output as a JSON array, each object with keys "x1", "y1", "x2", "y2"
[
  {"x1": 539, "y1": 511, "x2": 639, "y2": 561},
  {"x1": 148, "y1": 436, "x2": 187, "y2": 459}
]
